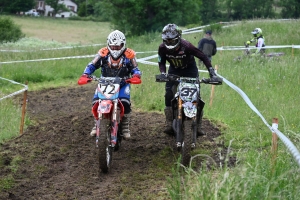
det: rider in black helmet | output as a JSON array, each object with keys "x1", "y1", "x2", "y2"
[{"x1": 158, "y1": 23, "x2": 222, "y2": 136}]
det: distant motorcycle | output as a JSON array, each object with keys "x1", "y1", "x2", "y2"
[
  {"x1": 78, "y1": 75, "x2": 141, "y2": 173},
  {"x1": 234, "y1": 42, "x2": 284, "y2": 61},
  {"x1": 156, "y1": 74, "x2": 222, "y2": 166}
]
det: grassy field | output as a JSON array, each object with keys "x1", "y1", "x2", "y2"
[{"x1": 1, "y1": 16, "x2": 300, "y2": 198}]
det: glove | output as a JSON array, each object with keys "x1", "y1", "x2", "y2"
[
  {"x1": 208, "y1": 67, "x2": 217, "y2": 78},
  {"x1": 78, "y1": 74, "x2": 92, "y2": 85}
]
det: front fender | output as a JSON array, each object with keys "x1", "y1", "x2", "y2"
[
  {"x1": 99, "y1": 100, "x2": 113, "y2": 114},
  {"x1": 182, "y1": 102, "x2": 197, "y2": 118}
]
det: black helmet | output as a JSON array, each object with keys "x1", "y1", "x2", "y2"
[{"x1": 162, "y1": 24, "x2": 182, "y2": 50}]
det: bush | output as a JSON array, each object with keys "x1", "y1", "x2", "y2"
[{"x1": 0, "y1": 17, "x2": 25, "y2": 43}]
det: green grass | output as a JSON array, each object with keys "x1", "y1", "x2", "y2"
[{"x1": 1, "y1": 17, "x2": 300, "y2": 198}]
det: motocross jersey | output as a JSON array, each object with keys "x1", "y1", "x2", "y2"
[
  {"x1": 158, "y1": 39, "x2": 213, "y2": 78},
  {"x1": 249, "y1": 35, "x2": 265, "y2": 54},
  {"x1": 83, "y1": 47, "x2": 141, "y2": 79}
]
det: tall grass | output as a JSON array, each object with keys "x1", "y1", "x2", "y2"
[{"x1": 1, "y1": 18, "x2": 300, "y2": 198}]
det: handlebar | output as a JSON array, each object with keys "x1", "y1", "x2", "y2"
[
  {"x1": 78, "y1": 75, "x2": 141, "y2": 85},
  {"x1": 155, "y1": 74, "x2": 222, "y2": 85}
]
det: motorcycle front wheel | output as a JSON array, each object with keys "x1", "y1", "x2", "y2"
[
  {"x1": 181, "y1": 119, "x2": 193, "y2": 167},
  {"x1": 98, "y1": 118, "x2": 113, "y2": 173}
]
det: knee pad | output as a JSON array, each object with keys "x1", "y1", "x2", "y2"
[{"x1": 120, "y1": 98, "x2": 131, "y2": 114}]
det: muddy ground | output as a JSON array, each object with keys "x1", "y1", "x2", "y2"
[{"x1": 0, "y1": 83, "x2": 233, "y2": 200}]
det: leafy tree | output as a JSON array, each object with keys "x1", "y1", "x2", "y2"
[
  {"x1": 226, "y1": 0, "x2": 274, "y2": 20},
  {"x1": 199, "y1": 0, "x2": 222, "y2": 24},
  {"x1": 0, "y1": 17, "x2": 25, "y2": 43},
  {"x1": 280, "y1": 0, "x2": 300, "y2": 18},
  {"x1": 0, "y1": 0, "x2": 35, "y2": 14},
  {"x1": 94, "y1": 0, "x2": 201, "y2": 36}
]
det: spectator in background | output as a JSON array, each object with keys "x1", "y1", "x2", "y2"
[{"x1": 197, "y1": 30, "x2": 217, "y2": 66}]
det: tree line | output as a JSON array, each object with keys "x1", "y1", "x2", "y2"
[{"x1": 1, "y1": 0, "x2": 299, "y2": 36}]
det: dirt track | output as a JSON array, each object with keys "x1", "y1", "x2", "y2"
[{"x1": 0, "y1": 83, "x2": 232, "y2": 199}]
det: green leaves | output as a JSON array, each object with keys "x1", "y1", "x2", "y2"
[{"x1": 0, "y1": 17, "x2": 25, "y2": 43}]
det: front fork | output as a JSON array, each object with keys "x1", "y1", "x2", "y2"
[
  {"x1": 95, "y1": 99, "x2": 119, "y2": 148},
  {"x1": 175, "y1": 98, "x2": 183, "y2": 147},
  {"x1": 110, "y1": 99, "x2": 119, "y2": 146}
]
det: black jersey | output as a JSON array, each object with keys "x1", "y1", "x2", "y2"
[{"x1": 158, "y1": 39, "x2": 212, "y2": 78}]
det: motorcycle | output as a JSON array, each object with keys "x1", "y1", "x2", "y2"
[
  {"x1": 234, "y1": 42, "x2": 284, "y2": 61},
  {"x1": 78, "y1": 75, "x2": 141, "y2": 173},
  {"x1": 156, "y1": 74, "x2": 222, "y2": 167}
]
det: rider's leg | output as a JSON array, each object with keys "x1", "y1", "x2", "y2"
[
  {"x1": 90, "y1": 93, "x2": 99, "y2": 136},
  {"x1": 119, "y1": 84, "x2": 131, "y2": 139},
  {"x1": 164, "y1": 87, "x2": 174, "y2": 134}
]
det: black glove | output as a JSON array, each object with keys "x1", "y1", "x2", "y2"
[{"x1": 208, "y1": 67, "x2": 217, "y2": 78}]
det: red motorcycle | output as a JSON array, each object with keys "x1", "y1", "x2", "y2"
[{"x1": 78, "y1": 75, "x2": 141, "y2": 173}]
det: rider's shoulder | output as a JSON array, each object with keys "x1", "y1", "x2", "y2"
[
  {"x1": 124, "y1": 48, "x2": 136, "y2": 59},
  {"x1": 98, "y1": 47, "x2": 109, "y2": 57}
]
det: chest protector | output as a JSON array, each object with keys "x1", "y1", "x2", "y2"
[{"x1": 102, "y1": 55, "x2": 130, "y2": 77}]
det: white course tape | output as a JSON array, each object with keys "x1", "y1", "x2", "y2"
[
  {"x1": 217, "y1": 73, "x2": 300, "y2": 167},
  {"x1": 0, "y1": 51, "x2": 159, "y2": 64},
  {"x1": 0, "y1": 43, "x2": 105, "y2": 52},
  {"x1": 0, "y1": 77, "x2": 28, "y2": 101}
]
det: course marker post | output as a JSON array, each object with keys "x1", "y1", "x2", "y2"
[
  {"x1": 19, "y1": 81, "x2": 28, "y2": 135},
  {"x1": 209, "y1": 65, "x2": 218, "y2": 107}
]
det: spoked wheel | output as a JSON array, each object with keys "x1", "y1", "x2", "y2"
[
  {"x1": 98, "y1": 118, "x2": 112, "y2": 173},
  {"x1": 181, "y1": 119, "x2": 193, "y2": 167}
]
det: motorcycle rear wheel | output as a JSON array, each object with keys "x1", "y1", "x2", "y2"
[
  {"x1": 98, "y1": 118, "x2": 113, "y2": 173},
  {"x1": 181, "y1": 119, "x2": 193, "y2": 167}
]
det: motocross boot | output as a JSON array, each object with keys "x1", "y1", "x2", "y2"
[
  {"x1": 164, "y1": 107, "x2": 174, "y2": 135},
  {"x1": 90, "y1": 120, "x2": 97, "y2": 137},
  {"x1": 197, "y1": 110, "x2": 205, "y2": 137},
  {"x1": 122, "y1": 113, "x2": 131, "y2": 139}
]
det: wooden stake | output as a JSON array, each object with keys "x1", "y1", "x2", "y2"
[
  {"x1": 20, "y1": 82, "x2": 28, "y2": 135},
  {"x1": 209, "y1": 65, "x2": 218, "y2": 107}
]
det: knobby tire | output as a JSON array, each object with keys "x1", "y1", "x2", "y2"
[
  {"x1": 181, "y1": 119, "x2": 193, "y2": 167},
  {"x1": 98, "y1": 118, "x2": 112, "y2": 173}
]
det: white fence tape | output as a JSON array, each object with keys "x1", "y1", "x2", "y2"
[
  {"x1": 1, "y1": 21, "x2": 300, "y2": 167},
  {"x1": 218, "y1": 45, "x2": 300, "y2": 51},
  {"x1": 216, "y1": 73, "x2": 300, "y2": 167},
  {"x1": 0, "y1": 43, "x2": 105, "y2": 52},
  {"x1": 139, "y1": 58, "x2": 300, "y2": 167},
  {"x1": 0, "y1": 51, "x2": 159, "y2": 64},
  {"x1": 0, "y1": 77, "x2": 28, "y2": 101}
]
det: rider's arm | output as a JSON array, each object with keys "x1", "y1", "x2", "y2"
[
  {"x1": 192, "y1": 45, "x2": 217, "y2": 78},
  {"x1": 123, "y1": 48, "x2": 141, "y2": 78},
  {"x1": 158, "y1": 45, "x2": 167, "y2": 73},
  {"x1": 83, "y1": 54, "x2": 102, "y2": 75}
]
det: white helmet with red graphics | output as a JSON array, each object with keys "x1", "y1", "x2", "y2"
[{"x1": 107, "y1": 30, "x2": 126, "y2": 59}]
